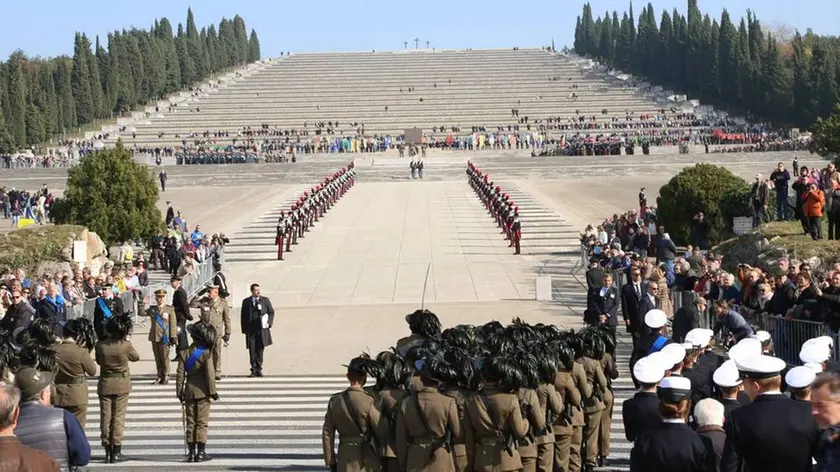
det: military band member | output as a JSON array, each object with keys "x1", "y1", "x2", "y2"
[
  {"x1": 533, "y1": 346, "x2": 563, "y2": 472},
  {"x1": 147, "y1": 288, "x2": 178, "y2": 384},
  {"x1": 515, "y1": 353, "x2": 547, "y2": 472},
  {"x1": 322, "y1": 354, "x2": 384, "y2": 472},
  {"x1": 512, "y1": 211, "x2": 522, "y2": 255},
  {"x1": 580, "y1": 332, "x2": 609, "y2": 470},
  {"x1": 464, "y1": 356, "x2": 530, "y2": 472},
  {"x1": 93, "y1": 285, "x2": 125, "y2": 341},
  {"x1": 240, "y1": 283, "x2": 275, "y2": 377},
  {"x1": 194, "y1": 285, "x2": 232, "y2": 381},
  {"x1": 373, "y1": 352, "x2": 412, "y2": 472},
  {"x1": 395, "y1": 310, "x2": 443, "y2": 358},
  {"x1": 53, "y1": 318, "x2": 97, "y2": 427},
  {"x1": 176, "y1": 321, "x2": 218, "y2": 463},
  {"x1": 95, "y1": 314, "x2": 140, "y2": 463},
  {"x1": 395, "y1": 358, "x2": 461, "y2": 472}
]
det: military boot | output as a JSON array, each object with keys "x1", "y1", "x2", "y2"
[
  {"x1": 186, "y1": 443, "x2": 196, "y2": 462},
  {"x1": 110, "y1": 445, "x2": 126, "y2": 463},
  {"x1": 196, "y1": 442, "x2": 208, "y2": 462},
  {"x1": 103, "y1": 442, "x2": 111, "y2": 463}
]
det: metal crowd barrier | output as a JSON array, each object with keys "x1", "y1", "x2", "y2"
[
  {"x1": 755, "y1": 313, "x2": 836, "y2": 365},
  {"x1": 69, "y1": 249, "x2": 223, "y2": 322}
]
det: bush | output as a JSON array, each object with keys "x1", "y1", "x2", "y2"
[
  {"x1": 54, "y1": 140, "x2": 163, "y2": 245},
  {"x1": 657, "y1": 164, "x2": 749, "y2": 245}
]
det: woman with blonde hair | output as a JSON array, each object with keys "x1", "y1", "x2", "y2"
[{"x1": 649, "y1": 267, "x2": 674, "y2": 318}]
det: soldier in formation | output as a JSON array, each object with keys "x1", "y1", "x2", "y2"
[
  {"x1": 275, "y1": 163, "x2": 356, "y2": 261},
  {"x1": 176, "y1": 321, "x2": 219, "y2": 463},
  {"x1": 321, "y1": 313, "x2": 618, "y2": 472},
  {"x1": 147, "y1": 288, "x2": 178, "y2": 384},
  {"x1": 466, "y1": 162, "x2": 522, "y2": 255},
  {"x1": 95, "y1": 313, "x2": 139, "y2": 463}
]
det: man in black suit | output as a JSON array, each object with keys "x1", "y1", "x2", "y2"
[
  {"x1": 240, "y1": 283, "x2": 275, "y2": 377},
  {"x1": 721, "y1": 355, "x2": 820, "y2": 472},
  {"x1": 585, "y1": 257, "x2": 605, "y2": 295},
  {"x1": 93, "y1": 285, "x2": 125, "y2": 340},
  {"x1": 171, "y1": 276, "x2": 192, "y2": 353},
  {"x1": 620, "y1": 267, "x2": 645, "y2": 337},
  {"x1": 623, "y1": 356, "x2": 664, "y2": 442},
  {"x1": 672, "y1": 296, "x2": 707, "y2": 343},
  {"x1": 585, "y1": 272, "x2": 619, "y2": 329}
]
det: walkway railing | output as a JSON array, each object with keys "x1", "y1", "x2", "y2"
[{"x1": 69, "y1": 249, "x2": 223, "y2": 322}]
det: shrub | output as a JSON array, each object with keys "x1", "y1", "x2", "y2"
[
  {"x1": 54, "y1": 140, "x2": 163, "y2": 245},
  {"x1": 657, "y1": 163, "x2": 749, "y2": 245}
]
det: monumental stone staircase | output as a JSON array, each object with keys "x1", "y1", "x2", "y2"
[{"x1": 100, "y1": 48, "x2": 686, "y2": 149}]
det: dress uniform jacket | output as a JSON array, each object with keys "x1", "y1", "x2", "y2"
[
  {"x1": 571, "y1": 362, "x2": 592, "y2": 426},
  {"x1": 147, "y1": 304, "x2": 177, "y2": 343},
  {"x1": 199, "y1": 296, "x2": 231, "y2": 339},
  {"x1": 53, "y1": 340, "x2": 97, "y2": 407},
  {"x1": 395, "y1": 334, "x2": 427, "y2": 357},
  {"x1": 516, "y1": 388, "x2": 545, "y2": 464},
  {"x1": 552, "y1": 370, "x2": 581, "y2": 434},
  {"x1": 441, "y1": 388, "x2": 471, "y2": 472},
  {"x1": 579, "y1": 357, "x2": 608, "y2": 413},
  {"x1": 464, "y1": 385, "x2": 530, "y2": 472},
  {"x1": 535, "y1": 383, "x2": 563, "y2": 444},
  {"x1": 630, "y1": 421, "x2": 711, "y2": 472},
  {"x1": 395, "y1": 386, "x2": 461, "y2": 472},
  {"x1": 721, "y1": 393, "x2": 819, "y2": 472},
  {"x1": 95, "y1": 339, "x2": 140, "y2": 396},
  {"x1": 176, "y1": 347, "x2": 217, "y2": 400},
  {"x1": 376, "y1": 387, "x2": 408, "y2": 470},
  {"x1": 323, "y1": 386, "x2": 383, "y2": 472},
  {"x1": 622, "y1": 391, "x2": 661, "y2": 442},
  {"x1": 719, "y1": 398, "x2": 742, "y2": 425}
]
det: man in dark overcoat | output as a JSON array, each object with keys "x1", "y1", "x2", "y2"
[{"x1": 240, "y1": 283, "x2": 275, "y2": 377}]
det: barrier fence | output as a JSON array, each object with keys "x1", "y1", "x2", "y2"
[
  {"x1": 68, "y1": 249, "x2": 223, "y2": 323},
  {"x1": 597, "y1": 265, "x2": 839, "y2": 365}
]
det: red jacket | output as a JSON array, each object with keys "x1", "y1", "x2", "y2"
[{"x1": 802, "y1": 190, "x2": 825, "y2": 217}]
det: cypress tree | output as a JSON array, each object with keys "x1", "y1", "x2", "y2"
[
  {"x1": 186, "y1": 8, "x2": 207, "y2": 80},
  {"x1": 85, "y1": 34, "x2": 105, "y2": 119},
  {"x1": 54, "y1": 58, "x2": 77, "y2": 130},
  {"x1": 248, "y1": 29, "x2": 261, "y2": 62},
  {"x1": 71, "y1": 33, "x2": 94, "y2": 124},
  {"x1": 233, "y1": 15, "x2": 249, "y2": 66},
  {"x1": 7, "y1": 51, "x2": 28, "y2": 146}
]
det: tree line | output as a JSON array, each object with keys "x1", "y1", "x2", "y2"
[
  {"x1": 573, "y1": 0, "x2": 840, "y2": 130},
  {"x1": 0, "y1": 8, "x2": 261, "y2": 153}
]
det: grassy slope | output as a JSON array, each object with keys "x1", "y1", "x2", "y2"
[{"x1": 0, "y1": 224, "x2": 86, "y2": 272}]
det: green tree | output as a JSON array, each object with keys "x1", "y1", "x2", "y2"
[
  {"x1": 810, "y1": 104, "x2": 840, "y2": 157},
  {"x1": 657, "y1": 164, "x2": 749, "y2": 245},
  {"x1": 248, "y1": 29, "x2": 261, "y2": 62},
  {"x1": 56, "y1": 140, "x2": 163, "y2": 245},
  {"x1": 71, "y1": 33, "x2": 94, "y2": 124},
  {"x1": 7, "y1": 52, "x2": 27, "y2": 147}
]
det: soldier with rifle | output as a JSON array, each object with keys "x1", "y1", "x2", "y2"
[{"x1": 275, "y1": 212, "x2": 287, "y2": 261}]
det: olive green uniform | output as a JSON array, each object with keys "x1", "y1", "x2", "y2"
[
  {"x1": 147, "y1": 304, "x2": 178, "y2": 382},
  {"x1": 95, "y1": 339, "x2": 140, "y2": 445},
  {"x1": 53, "y1": 339, "x2": 97, "y2": 427},
  {"x1": 176, "y1": 346, "x2": 217, "y2": 443}
]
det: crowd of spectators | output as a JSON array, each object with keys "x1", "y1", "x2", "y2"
[
  {"x1": 0, "y1": 185, "x2": 54, "y2": 227},
  {"x1": 580, "y1": 162, "x2": 840, "y2": 361}
]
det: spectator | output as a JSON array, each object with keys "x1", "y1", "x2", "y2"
[
  {"x1": 177, "y1": 253, "x2": 197, "y2": 279},
  {"x1": 750, "y1": 175, "x2": 770, "y2": 228},
  {"x1": 649, "y1": 268, "x2": 673, "y2": 318},
  {"x1": 819, "y1": 272, "x2": 840, "y2": 332},
  {"x1": 711, "y1": 300, "x2": 753, "y2": 343},
  {"x1": 82, "y1": 277, "x2": 98, "y2": 300},
  {"x1": 1, "y1": 289, "x2": 34, "y2": 330},
  {"x1": 770, "y1": 163, "x2": 791, "y2": 221},
  {"x1": 13, "y1": 368, "x2": 91, "y2": 469},
  {"x1": 190, "y1": 224, "x2": 204, "y2": 249},
  {"x1": 0, "y1": 384, "x2": 59, "y2": 471},
  {"x1": 36, "y1": 283, "x2": 66, "y2": 327},
  {"x1": 695, "y1": 398, "x2": 726, "y2": 470},
  {"x1": 794, "y1": 273, "x2": 821, "y2": 321},
  {"x1": 656, "y1": 232, "x2": 677, "y2": 267},
  {"x1": 710, "y1": 273, "x2": 741, "y2": 304},
  {"x1": 792, "y1": 166, "x2": 812, "y2": 234},
  {"x1": 802, "y1": 182, "x2": 825, "y2": 240},
  {"x1": 631, "y1": 227, "x2": 650, "y2": 259},
  {"x1": 673, "y1": 297, "x2": 706, "y2": 343},
  {"x1": 770, "y1": 273, "x2": 797, "y2": 316}
]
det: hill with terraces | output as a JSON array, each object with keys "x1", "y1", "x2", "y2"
[{"x1": 100, "y1": 48, "x2": 709, "y2": 151}]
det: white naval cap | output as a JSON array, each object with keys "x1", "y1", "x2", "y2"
[
  {"x1": 658, "y1": 375, "x2": 692, "y2": 402},
  {"x1": 785, "y1": 366, "x2": 816, "y2": 389},
  {"x1": 799, "y1": 340, "x2": 831, "y2": 364},
  {"x1": 753, "y1": 330, "x2": 771, "y2": 343},
  {"x1": 805, "y1": 362, "x2": 825, "y2": 373},
  {"x1": 645, "y1": 309, "x2": 667, "y2": 329},
  {"x1": 735, "y1": 354, "x2": 787, "y2": 379},
  {"x1": 728, "y1": 338, "x2": 762, "y2": 363},
  {"x1": 685, "y1": 328, "x2": 714, "y2": 347},
  {"x1": 661, "y1": 343, "x2": 687, "y2": 366},
  {"x1": 713, "y1": 360, "x2": 742, "y2": 387},
  {"x1": 647, "y1": 351, "x2": 677, "y2": 370},
  {"x1": 633, "y1": 356, "x2": 667, "y2": 384}
]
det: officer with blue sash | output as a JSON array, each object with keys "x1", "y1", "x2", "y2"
[
  {"x1": 93, "y1": 285, "x2": 125, "y2": 341},
  {"x1": 176, "y1": 321, "x2": 218, "y2": 463},
  {"x1": 147, "y1": 289, "x2": 177, "y2": 384}
]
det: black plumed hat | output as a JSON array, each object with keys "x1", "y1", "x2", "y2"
[{"x1": 188, "y1": 321, "x2": 217, "y2": 348}]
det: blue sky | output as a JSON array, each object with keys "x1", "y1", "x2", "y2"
[{"x1": 1, "y1": 0, "x2": 837, "y2": 59}]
